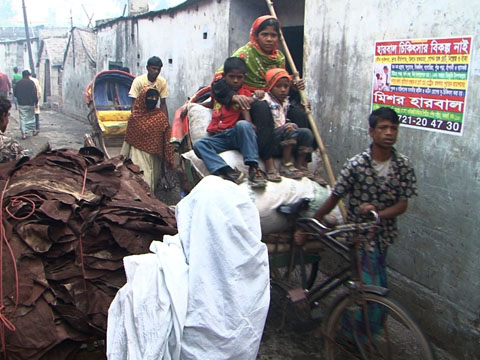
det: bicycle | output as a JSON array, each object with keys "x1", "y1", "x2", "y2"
[{"x1": 267, "y1": 208, "x2": 435, "y2": 360}]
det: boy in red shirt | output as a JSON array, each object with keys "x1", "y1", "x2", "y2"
[{"x1": 193, "y1": 57, "x2": 267, "y2": 188}]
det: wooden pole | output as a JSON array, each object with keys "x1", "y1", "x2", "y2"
[{"x1": 265, "y1": 0, "x2": 347, "y2": 220}]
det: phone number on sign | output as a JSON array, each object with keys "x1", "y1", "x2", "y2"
[{"x1": 399, "y1": 115, "x2": 462, "y2": 133}]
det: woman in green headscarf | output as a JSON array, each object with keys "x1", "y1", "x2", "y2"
[
  {"x1": 214, "y1": 15, "x2": 285, "y2": 91},
  {"x1": 212, "y1": 15, "x2": 308, "y2": 181}
]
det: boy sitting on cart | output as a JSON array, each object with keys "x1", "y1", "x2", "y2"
[{"x1": 193, "y1": 57, "x2": 267, "y2": 188}]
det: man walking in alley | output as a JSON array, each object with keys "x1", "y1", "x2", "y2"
[
  {"x1": 0, "y1": 70, "x2": 11, "y2": 98},
  {"x1": 11, "y1": 67, "x2": 22, "y2": 109},
  {"x1": 13, "y1": 70, "x2": 37, "y2": 139},
  {"x1": 129, "y1": 56, "x2": 169, "y2": 121}
]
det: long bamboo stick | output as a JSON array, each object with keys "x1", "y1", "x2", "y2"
[{"x1": 265, "y1": 0, "x2": 347, "y2": 220}]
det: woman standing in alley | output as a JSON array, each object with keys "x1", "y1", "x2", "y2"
[{"x1": 121, "y1": 87, "x2": 175, "y2": 194}]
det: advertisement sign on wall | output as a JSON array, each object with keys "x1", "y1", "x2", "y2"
[{"x1": 372, "y1": 37, "x2": 473, "y2": 135}]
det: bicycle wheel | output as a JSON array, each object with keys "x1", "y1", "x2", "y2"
[
  {"x1": 324, "y1": 293, "x2": 434, "y2": 360},
  {"x1": 270, "y1": 256, "x2": 319, "y2": 290},
  {"x1": 267, "y1": 280, "x2": 317, "y2": 331}
]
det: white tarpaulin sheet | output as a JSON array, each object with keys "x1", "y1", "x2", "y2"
[
  {"x1": 107, "y1": 237, "x2": 188, "y2": 360},
  {"x1": 107, "y1": 176, "x2": 270, "y2": 360}
]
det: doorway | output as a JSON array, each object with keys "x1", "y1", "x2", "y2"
[
  {"x1": 281, "y1": 25, "x2": 304, "y2": 78},
  {"x1": 44, "y1": 59, "x2": 51, "y2": 102}
]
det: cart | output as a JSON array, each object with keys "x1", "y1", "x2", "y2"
[
  {"x1": 172, "y1": 92, "x2": 324, "y2": 282},
  {"x1": 84, "y1": 70, "x2": 136, "y2": 158}
]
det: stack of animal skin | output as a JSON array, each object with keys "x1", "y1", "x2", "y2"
[{"x1": 0, "y1": 147, "x2": 177, "y2": 359}]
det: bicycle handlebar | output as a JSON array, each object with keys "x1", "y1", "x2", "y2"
[
  {"x1": 296, "y1": 213, "x2": 380, "y2": 261},
  {"x1": 370, "y1": 210, "x2": 381, "y2": 225},
  {"x1": 297, "y1": 210, "x2": 380, "y2": 238}
]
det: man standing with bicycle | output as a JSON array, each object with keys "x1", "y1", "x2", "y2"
[{"x1": 295, "y1": 106, "x2": 417, "y2": 287}]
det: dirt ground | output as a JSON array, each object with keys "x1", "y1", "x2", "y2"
[{"x1": 6, "y1": 108, "x2": 91, "y2": 154}]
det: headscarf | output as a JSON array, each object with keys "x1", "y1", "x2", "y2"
[
  {"x1": 125, "y1": 87, "x2": 175, "y2": 168},
  {"x1": 248, "y1": 15, "x2": 280, "y2": 55},
  {"x1": 215, "y1": 15, "x2": 285, "y2": 91},
  {"x1": 265, "y1": 68, "x2": 292, "y2": 91}
]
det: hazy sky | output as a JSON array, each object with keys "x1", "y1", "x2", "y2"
[{"x1": 1, "y1": 0, "x2": 185, "y2": 28}]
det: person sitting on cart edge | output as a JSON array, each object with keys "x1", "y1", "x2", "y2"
[
  {"x1": 0, "y1": 96, "x2": 27, "y2": 162},
  {"x1": 193, "y1": 57, "x2": 267, "y2": 188},
  {"x1": 129, "y1": 56, "x2": 169, "y2": 120},
  {"x1": 295, "y1": 107, "x2": 417, "y2": 286}
]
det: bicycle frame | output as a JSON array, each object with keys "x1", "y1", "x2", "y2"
[{"x1": 291, "y1": 216, "x2": 389, "y2": 305}]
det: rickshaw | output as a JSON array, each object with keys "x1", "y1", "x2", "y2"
[{"x1": 84, "y1": 70, "x2": 136, "y2": 158}]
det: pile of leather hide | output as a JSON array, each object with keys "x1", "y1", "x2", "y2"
[{"x1": 0, "y1": 147, "x2": 177, "y2": 359}]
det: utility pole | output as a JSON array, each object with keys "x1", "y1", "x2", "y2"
[
  {"x1": 22, "y1": 0, "x2": 35, "y2": 75},
  {"x1": 70, "y1": 9, "x2": 75, "y2": 68}
]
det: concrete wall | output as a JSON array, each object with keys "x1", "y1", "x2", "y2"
[
  {"x1": 0, "y1": 28, "x2": 67, "y2": 106},
  {"x1": 62, "y1": 29, "x2": 97, "y2": 120},
  {"x1": 95, "y1": 20, "x2": 133, "y2": 75},
  {"x1": 0, "y1": 39, "x2": 39, "y2": 78},
  {"x1": 229, "y1": 0, "x2": 267, "y2": 55},
  {"x1": 304, "y1": 1, "x2": 479, "y2": 357},
  {"x1": 95, "y1": 0, "x2": 306, "y2": 119},
  {"x1": 228, "y1": 0, "x2": 305, "y2": 64},
  {"x1": 96, "y1": 0, "x2": 232, "y2": 120}
]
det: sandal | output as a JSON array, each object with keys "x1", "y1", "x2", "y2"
[
  {"x1": 266, "y1": 171, "x2": 282, "y2": 182},
  {"x1": 21, "y1": 133, "x2": 26, "y2": 140},
  {"x1": 248, "y1": 166, "x2": 267, "y2": 189},
  {"x1": 299, "y1": 167, "x2": 314, "y2": 179},
  {"x1": 33, "y1": 130, "x2": 39, "y2": 136},
  {"x1": 299, "y1": 167, "x2": 328, "y2": 185},
  {"x1": 280, "y1": 162, "x2": 304, "y2": 179}
]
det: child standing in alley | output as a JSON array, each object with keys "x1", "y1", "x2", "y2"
[{"x1": 193, "y1": 57, "x2": 267, "y2": 188}]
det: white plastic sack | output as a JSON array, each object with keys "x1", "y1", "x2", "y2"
[
  {"x1": 177, "y1": 176, "x2": 270, "y2": 360},
  {"x1": 107, "y1": 237, "x2": 188, "y2": 360},
  {"x1": 187, "y1": 103, "x2": 212, "y2": 144},
  {"x1": 182, "y1": 148, "x2": 262, "y2": 177},
  {"x1": 182, "y1": 149, "x2": 340, "y2": 234}
]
